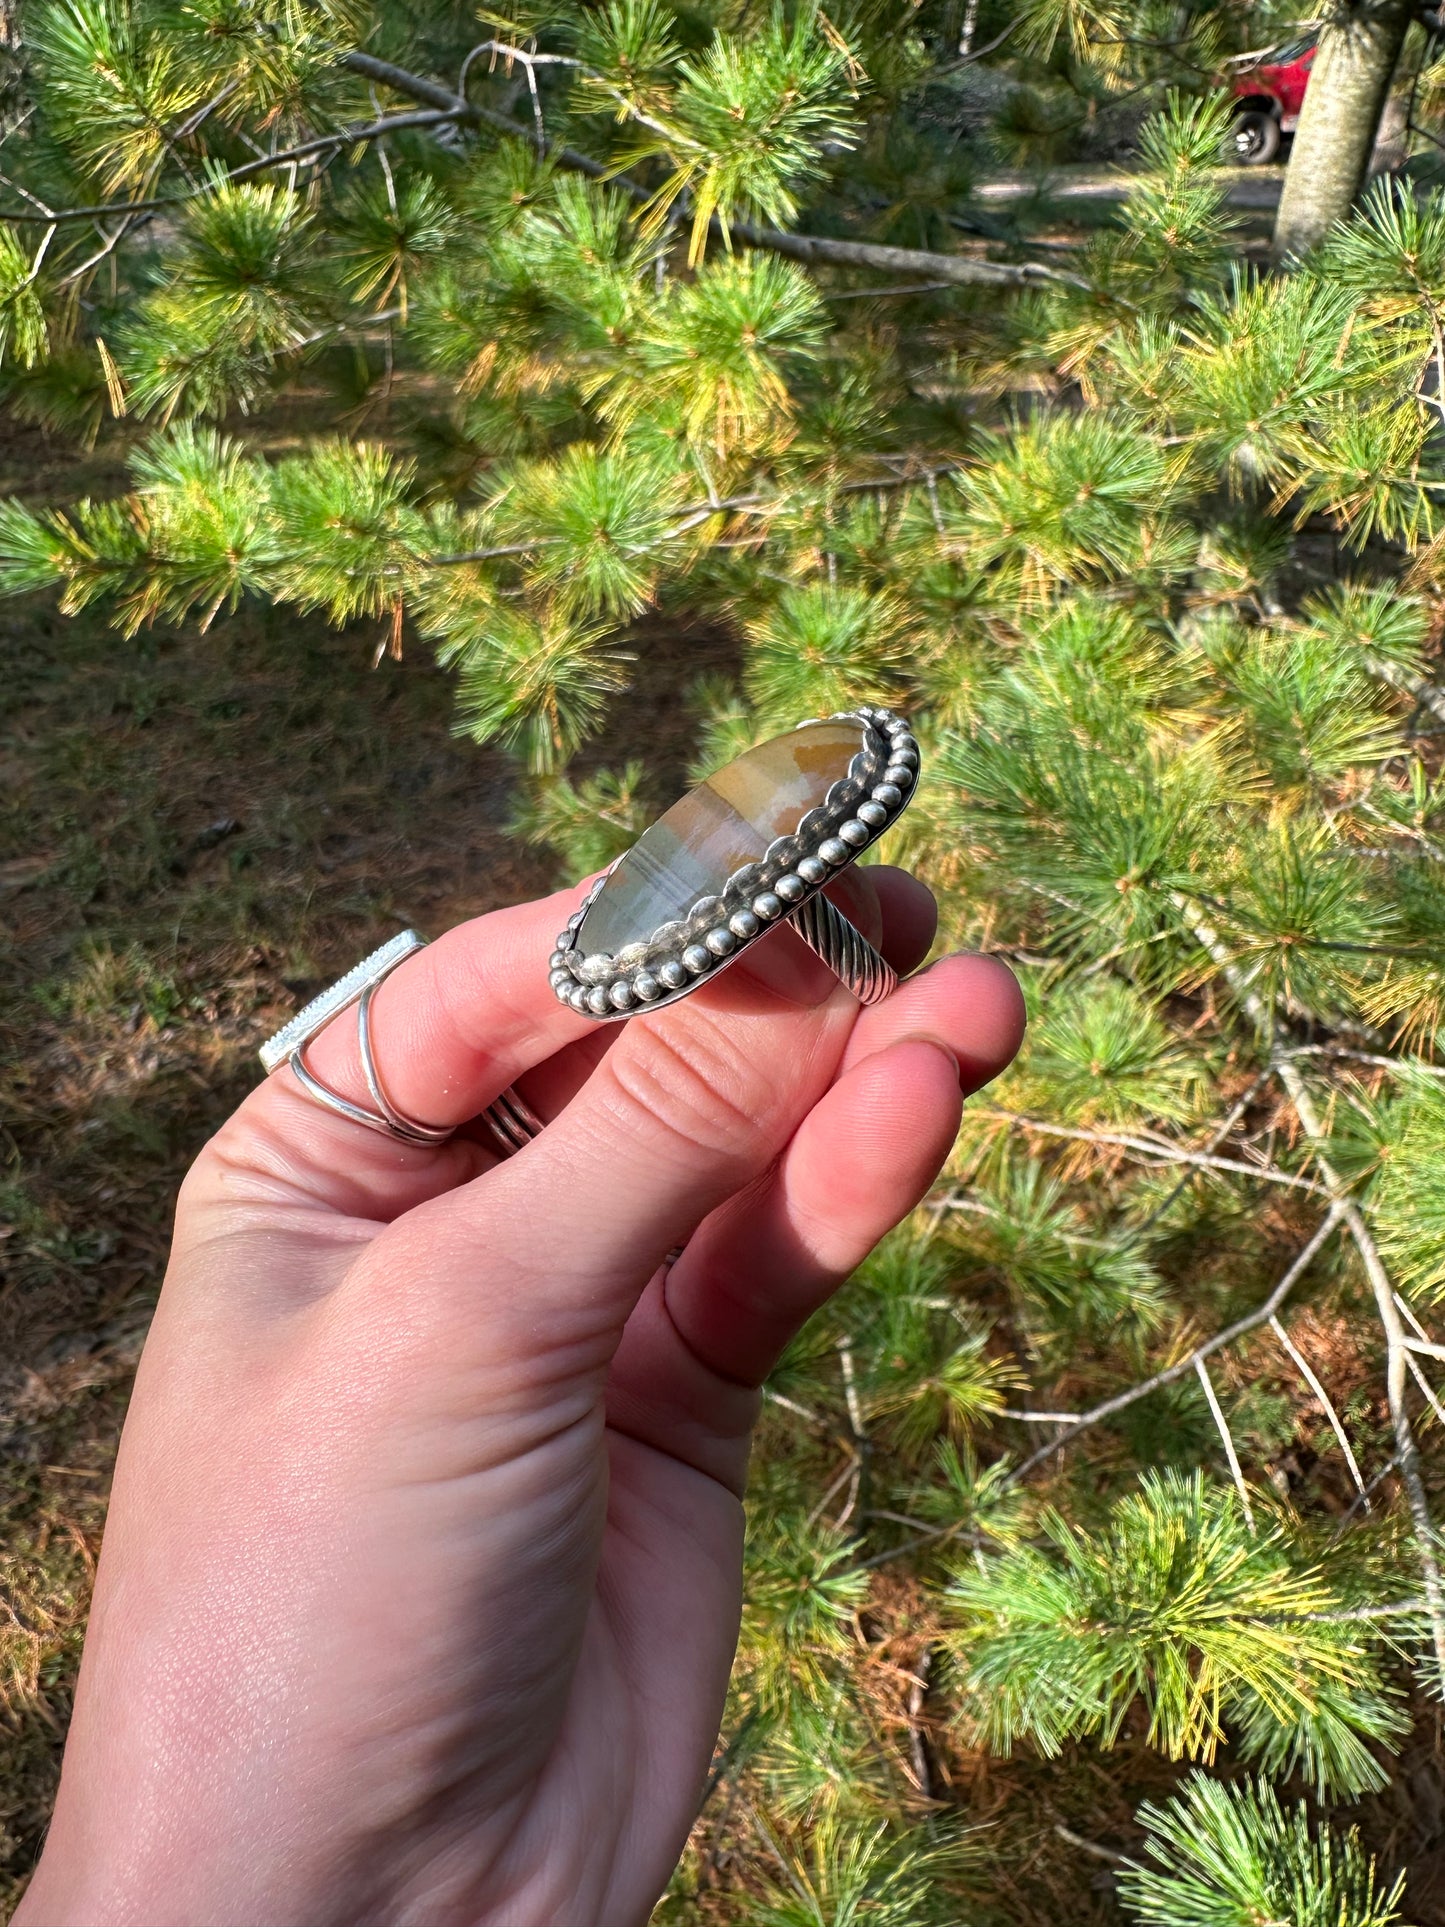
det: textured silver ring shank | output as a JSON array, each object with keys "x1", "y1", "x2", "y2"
[{"x1": 788, "y1": 892, "x2": 896, "y2": 1005}]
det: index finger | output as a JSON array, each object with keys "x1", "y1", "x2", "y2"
[{"x1": 189, "y1": 885, "x2": 595, "y2": 1223}]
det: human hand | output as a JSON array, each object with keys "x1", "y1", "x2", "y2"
[{"x1": 17, "y1": 870, "x2": 1023, "y2": 1927}]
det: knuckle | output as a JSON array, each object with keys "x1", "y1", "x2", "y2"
[{"x1": 603, "y1": 1012, "x2": 773, "y2": 1170}]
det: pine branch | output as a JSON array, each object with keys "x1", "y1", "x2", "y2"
[
  {"x1": 0, "y1": 108, "x2": 466, "y2": 224},
  {"x1": 339, "y1": 50, "x2": 1082, "y2": 291},
  {"x1": 1001, "y1": 1206, "x2": 1345, "y2": 1491},
  {"x1": 854, "y1": 1206, "x2": 1345, "y2": 1572},
  {"x1": 1178, "y1": 894, "x2": 1445, "y2": 1681}
]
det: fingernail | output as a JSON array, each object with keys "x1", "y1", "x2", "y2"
[{"x1": 907, "y1": 1033, "x2": 963, "y2": 1087}]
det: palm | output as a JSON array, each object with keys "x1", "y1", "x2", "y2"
[
  {"x1": 18, "y1": 882, "x2": 1023, "y2": 1927},
  {"x1": 502, "y1": 1431, "x2": 746, "y2": 1926}
]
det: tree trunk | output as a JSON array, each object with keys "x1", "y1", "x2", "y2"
[{"x1": 1271, "y1": 0, "x2": 1414, "y2": 261}]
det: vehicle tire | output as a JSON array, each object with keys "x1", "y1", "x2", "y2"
[{"x1": 1231, "y1": 109, "x2": 1281, "y2": 164}]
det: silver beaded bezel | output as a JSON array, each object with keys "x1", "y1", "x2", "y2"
[{"x1": 549, "y1": 707, "x2": 920, "y2": 1022}]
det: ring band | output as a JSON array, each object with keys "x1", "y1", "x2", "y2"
[
  {"x1": 259, "y1": 930, "x2": 540, "y2": 1155},
  {"x1": 788, "y1": 891, "x2": 896, "y2": 1004}
]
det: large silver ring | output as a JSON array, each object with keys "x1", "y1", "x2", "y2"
[
  {"x1": 548, "y1": 707, "x2": 918, "y2": 1019},
  {"x1": 258, "y1": 930, "x2": 540, "y2": 1157}
]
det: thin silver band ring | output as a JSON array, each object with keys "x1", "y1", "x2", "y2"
[{"x1": 261, "y1": 930, "x2": 541, "y2": 1156}]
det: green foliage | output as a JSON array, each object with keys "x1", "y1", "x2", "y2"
[
  {"x1": 492, "y1": 444, "x2": 685, "y2": 618},
  {"x1": 1304, "y1": 580, "x2": 1429, "y2": 678},
  {"x1": 748, "y1": 1816, "x2": 984, "y2": 1927},
  {"x1": 947, "y1": 1472, "x2": 1400, "y2": 1792},
  {"x1": 1119, "y1": 1775, "x2": 1409, "y2": 1927},
  {"x1": 333, "y1": 174, "x2": 459, "y2": 319},
  {"x1": 846, "y1": 1233, "x2": 1022, "y2": 1448},
  {"x1": 1374, "y1": 1077, "x2": 1445, "y2": 1303},
  {"x1": 636, "y1": 5, "x2": 861, "y2": 261},
  {"x1": 949, "y1": 410, "x2": 1189, "y2": 605},
  {"x1": 740, "y1": 1510, "x2": 870, "y2": 1714},
  {"x1": 270, "y1": 440, "x2": 428, "y2": 620},
  {"x1": 744, "y1": 582, "x2": 910, "y2": 723},
  {"x1": 120, "y1": 177, "x2": 325, "y2": 418},
  {"x1": 601, "y1": 252, "x2": 827, "y2": 446},
  {"x1": 1007, "y1": 977, "x2": 1206, "y2": 1129},
  {"x1": 31, "y1": 0, "x2": 204, "y2": 193},
  {"x1": 443, "y1": 603, "x2": 632, "y2": 771},
  {"x1": 510, "y1": 760, "x2": 652, "y2": 873},
  {"x1": 0, "y1": 230, "x2": 51, "y2": 371},
  {"x1": 952, "y1": 1155, "x2": 1169, "y2": 1340}
]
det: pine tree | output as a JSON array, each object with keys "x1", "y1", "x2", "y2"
[
  {"x1": 1120, "y1": 1774, "x2": 1409, "y2": 1927},
  {"x1": 1, "y1": 0, "x2": 1444, "y2": 1916}
]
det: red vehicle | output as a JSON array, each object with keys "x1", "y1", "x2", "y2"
[{"x1": 1229, "y1": 34, "x2": 1317, "y2": 163}]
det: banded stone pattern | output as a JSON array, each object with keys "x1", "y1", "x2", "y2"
[{"x1": 548, "y1": 707, "x2": 920, "y2": 1020}]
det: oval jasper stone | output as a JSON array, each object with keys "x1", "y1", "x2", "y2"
[{"x1": 576, "y1": 719, "x2": 864, "y2": 960}]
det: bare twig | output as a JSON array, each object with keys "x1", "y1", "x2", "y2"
[
  {"x1": 1269, "y1": 1313, "x2": 1369, "y2": 1508},
  {"x1": 1054, "y1": 1823, "x2": 1127, "y2": 1865},
  {"x1": 805, "y1": 1452, "x2": 861, "y2": 1531},
  {"x1": 1292, "y1": 1598, "x2": 1434, "y2": 1623},
  {"x1": 171, "y1": 77, "x2": 242, "y2": 143},
  {"x1": 56, "y1": 215, "x2": 148, "y2": 288},
  {"x1": 835, "y1": 1337, "x2": 868, "y2": 1532},
  {"x1": 822, "y1": 280, "x2": 957, "y2": 300},
  {"x1": 1394, "y1": 1293, "x2": 1438, "y2": 1346},
  {"x1": 1405, "y1": 1352, "x2": 1445, "y2": 1434},
  {"x1": 1196, "y1": 1357, "x2": 1255, "y2": 1529},
  {"x1": 763, "y1": 1388, "x2": 823, "y2": 1426},
  {"x1": 1336, "y1": 1453, "x2": 1403, "y2": 1533},
  {"x1": 1135, "y1": 1069, "x2": 1274, "y2": 1232},
  {"x1": 959, "y1": 17, "x2": 1021, "y2": 62},
  {"x1": 1288, "y1": 1042, "x2": 1445, "y2": 1081},
  {"x1": 906, "y1": 1647, "x2": 935, "y2": 1802},
  {"x1": 975, "y1": 1108, "x2": 1326, "y2": 1193}
]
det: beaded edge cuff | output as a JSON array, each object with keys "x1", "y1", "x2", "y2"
[{"x1": 548, "y1": 708, "x2": 919, "y2": 1022}]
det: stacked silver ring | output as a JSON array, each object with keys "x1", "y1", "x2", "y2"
[{"x1": 258, "y1": 930, "x2": 539, "y2": 1157}]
